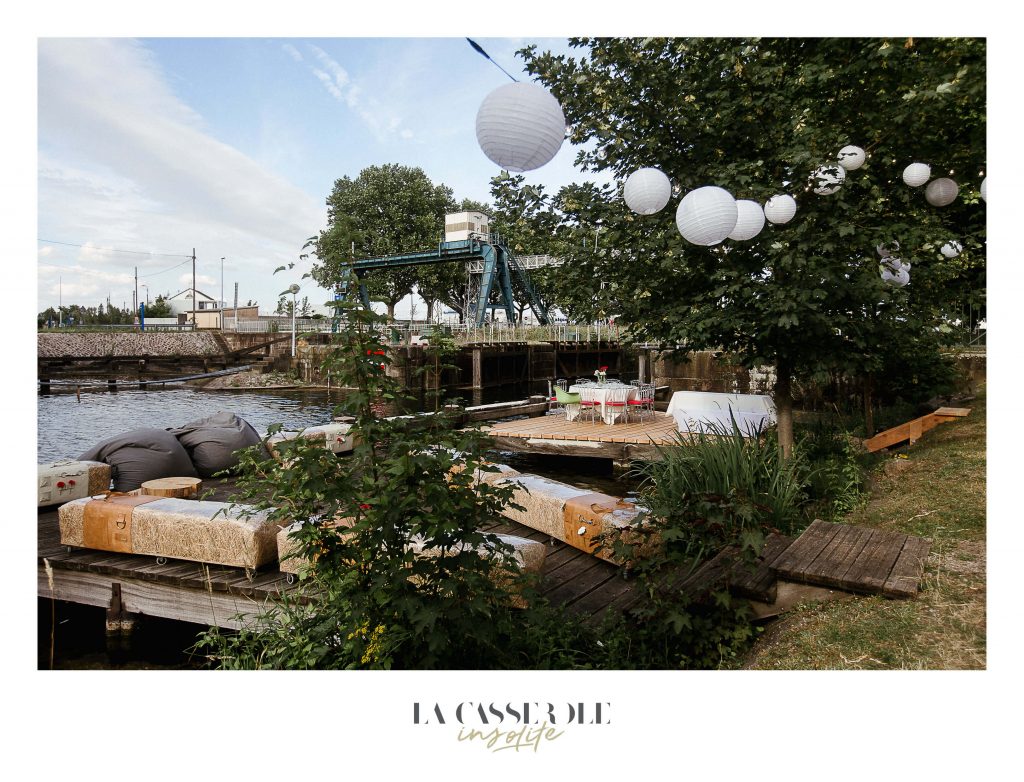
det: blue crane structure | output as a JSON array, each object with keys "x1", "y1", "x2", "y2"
[{"x1": 345, "y1": 233, "x2": 551, "y2": 326}]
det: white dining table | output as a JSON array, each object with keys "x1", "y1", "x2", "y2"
[{"x1": 567, "y1": 383, "x2": 636, "y2": 424}]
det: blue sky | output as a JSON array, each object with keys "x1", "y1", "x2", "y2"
[{"x1": 37, "y1": 36, "x2": 610, "y2": 316}]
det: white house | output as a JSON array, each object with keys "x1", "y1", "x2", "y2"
[{"x1": 166, "y1": 288, "x2": 220, "y2": 318}]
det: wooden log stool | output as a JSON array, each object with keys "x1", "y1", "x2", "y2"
[{"x1": 140, "y1": 477, "x2": 203, "y2": 499}]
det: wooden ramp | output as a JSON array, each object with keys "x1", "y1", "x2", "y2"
[
  {"x1": 863, "y1": 407, "x2": 971, "y2": 453},
  {"x1": 767, "y1": 520, "x2": 931, "y2": 598},
  {"x1": 483, "y1": 413, "x2": 680, "y2": 460}
]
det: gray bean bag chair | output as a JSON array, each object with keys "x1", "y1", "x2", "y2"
[
  {"x1": 169, "y1": 412, "x2": 268, "y2": 478},
  {"x1": 79, "y1": 428, "x2": 198, "y2": 492}
]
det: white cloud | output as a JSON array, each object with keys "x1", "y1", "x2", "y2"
[
  {"x1": 282, "y1": 43, "x2": 303, "y2": 62},
  {"x1": 296, "y1": 43, "x2": 410, "y2": 144},
  {"x1": 37, "y1": 39, "x2": 327, "y2": 312}
]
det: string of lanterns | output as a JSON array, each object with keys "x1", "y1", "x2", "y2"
[{"x1": 472, "y1": 78, "x2": 984, "y2": 291}]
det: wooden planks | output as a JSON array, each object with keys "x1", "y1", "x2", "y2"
[
  {"x1": 768, "y1": 520, "x2": 930, "y2": 598},
  {"x1": 863, "y1": 407, "x2": 971, "y2": 452},
  {"x1": 485, "y1": 413, "x2": 679, "y2": 446}
]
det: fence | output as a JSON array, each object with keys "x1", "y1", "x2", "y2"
[{"x1": 222, "y1": 318, "x2": 622, "y2": 344}]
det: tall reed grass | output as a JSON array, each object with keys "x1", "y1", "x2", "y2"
[{"x1": 632, "y1": 417, "x2": 808, "y2": 538}]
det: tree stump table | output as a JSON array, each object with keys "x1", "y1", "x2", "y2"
[{"x1": 140, "y1": 477, "x2": 203, "y2": 499}]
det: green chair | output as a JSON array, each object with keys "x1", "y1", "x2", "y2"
[{"x1": 555, "y1": 385, "x2": 582, "y2": 420}]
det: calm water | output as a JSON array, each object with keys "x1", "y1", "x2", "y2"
[{"x1": 37, "y1": 382, "x2": 639, "y2": 669}]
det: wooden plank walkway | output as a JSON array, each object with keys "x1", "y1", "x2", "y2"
[
  {"x1": 767, "y1": 520, "x2": 931, "y2": 598},
  {"x1": 483, "y1": 413, "x2": 679, "y2": 459},
  {"x1": 863, "y1": 407, "x2": 971, "y2": 453}
]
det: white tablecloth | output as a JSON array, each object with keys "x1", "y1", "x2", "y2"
[{"x1": 567, "y1": 383, "x2": 636, "y2": 424}]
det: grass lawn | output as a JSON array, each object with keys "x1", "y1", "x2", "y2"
[{"x1": 742, "y1": 386, "x2": 986, "y2": 670}]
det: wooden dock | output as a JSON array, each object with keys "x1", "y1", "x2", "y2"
[
  {"x1": 483, "y1": 413, "x2": 680, "y2": 460},
  {"x1": 37, "y1": 479, "x2": 642, "y2": 631}
]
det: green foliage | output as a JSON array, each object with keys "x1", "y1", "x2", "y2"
[
  {"x1": 311, "y1": 164, "x2": 457, "y2": 317},
  {"x1": 592, "y1": 490, "x2": 763, "y2": 669},
  {"x1": 517, "y1": 38, "x2": 986, "y2": 450},
  {"x1": 797, "y1": 417, "x2": 870, "y2": 520},
  {"x1": 632, "y1": 419, "x2": 809, "y2": 539},
  {"x1": 194, "y1": 291, "x2": 591, "y2": 669}
]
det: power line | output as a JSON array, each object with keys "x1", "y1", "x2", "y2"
[{"x1": 38, "y1": 239, "x2": 191, "y2": 259}]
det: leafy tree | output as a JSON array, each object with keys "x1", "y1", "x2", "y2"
[
  {"x1": 314, "y1": 164, "x2": 457, "y2": 320},
  {"x1": 521, "y1": 37, "x2": 986, "y2": 454},
  {"x1": 145, "y1": 295, "x2": 173, "y2": 318}
]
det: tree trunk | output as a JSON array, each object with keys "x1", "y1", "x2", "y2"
[
  {"x1": 863, "y1": 372, "x2": 875, "y2": 438},
  {"x1": 774, "y1": 357, "x2": 795, "y2": 459},
  {"x1": 426, "y1": 299, "x2": 435, "y2": 323},
  {"x1": 386, "y1": 301, "x2": 396, "y2": 320}
]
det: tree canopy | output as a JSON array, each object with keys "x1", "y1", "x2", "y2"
[
  {"x1": 520, "y1": 37, "x2": 986, "y2": 451},
  {"x1": 312, "y1": 164, "x2": 458, "y2": 318}
]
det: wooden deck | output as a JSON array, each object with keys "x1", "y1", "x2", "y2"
[
  {"x1": 37, "y1": 479, "x2": 641, "y2": 630},
  {"x1": 768, "y1": 520, "x2": 931, "y2": 598},
  {"x1": 483, "y1": 412, "x2": 680, "y2": 460}
]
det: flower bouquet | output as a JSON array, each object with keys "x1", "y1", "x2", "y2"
[{"x1": 594, "y1": 365, "x2": 608, "y2": 384}]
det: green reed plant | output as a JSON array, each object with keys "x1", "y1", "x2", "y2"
[{"x1": 632, "y1": 417, "x2": 809, "y2": 539}]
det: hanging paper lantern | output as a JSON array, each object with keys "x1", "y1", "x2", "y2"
[
  {"x1": 902, "y1": 162, "x2": 931, "y2": 187},
  {"x1": 925, "y1": 178, "x2": 959, "y2": 207},
  {"x1": 941, "y1": 240, "x2": 963, "y2": 259},
  {"x1": 980, "y1": 177, "x2": 987, "y2": 202},
  {"x1": 811, "y1": 164, "x2": 845, "y2": 195},
  {"x1": 764, "y1": 194, "x2": 797, "y2": 224},
  {"x1": 837, "y1": 145, "x2": 866, "y2": 171},
  {"x1": 876, "y1": 241, "x2": 900, "y2": 258},
  {"x1": 675, "y1": 186, "x2": 738, "y2": 246},
  {"x1": 728, "y1": 200, "x2": 766, "y2": 241},
  {"x1": 880, "y1": 266, "x2": 898, "y2": 284},
  {"x1": 623, "y1": 167, "x2": 672, "y2": 215},
  {"x1": 894, "y1": 268, "x2": 910, "y2": 287},
  {"x1": 475, "y1": 82, "x2": 566, "y2": 172}
]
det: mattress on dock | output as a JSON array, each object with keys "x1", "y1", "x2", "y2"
[
  {"x1": 266, "y1": 422, "x2": 355, "y2": 456},
  {"x1": 38, "y1": 460, "x2": 111, "y2": 507},
  {"x1": 276, "y1": 520, "x2": 546, "y2": 598},
  {"x1": 495, "y1": 474, "x2": 644, "y2": 559},
  {"x1": 59, "y1": 494, "x2": 280, "y2": 569}
]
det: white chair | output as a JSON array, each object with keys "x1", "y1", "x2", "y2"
[
  {"x1": 577, "y1": 384, "x2": 599, "y2": 423},
  {"x1": 627, "y1": 383, "x2": 656, "y2": 422}
]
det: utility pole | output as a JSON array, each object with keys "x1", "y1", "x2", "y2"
[
  {"x1": 134, "y1": 266, "x2": 138, "y2": 313},
  {"x1": 59, "y1": 276, "x2": 62, "y2": 327},
  {"x1": 192, "y1": 248, "x2": 197, "y2": 326}
]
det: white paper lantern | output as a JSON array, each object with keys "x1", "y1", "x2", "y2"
[
  {"x1": 941, "y1": 240, "x2": 963, "y2": 259},
  {"x1": 876, "y1": 241, "x2": 900, "y2": 258},
  {"x1": 475, "y1": 82, "x2": 566, "y2": 172},
  {"x1": 764, "y1": 194, "x2": 797, "y2": 224},
  {"x1": 675, "y1": 186, "x2": 738, "y2": 246},
  {"x1": 811, "y1": 164, "x2": 845, "y2": 195},
  {"x1": 925, "y1": 177, "x2": 959, "y2": 207},
  {"x1": 623, "y1": 167, "x2": 672, "y2": 215},
  {"x1": 902, "y1": 162, "x2": 931, "y2": 187},
  {"x1": 894, "y1": 268, "x2": 910, "y2": 287},
  {"x1": 837, "y1": 145, "x2": 866, "y2": 171},
  {"x1": 880, "y1": 266, "x2": 898, "y2": 284},
  {"x1": 728, "y1": 200, "x2": 766, "y2": 241},
  {"x1": 980, "y1": 177, "x2": 987, "y2": 202}
]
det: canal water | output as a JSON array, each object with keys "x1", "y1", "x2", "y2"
[{"x1": 38, "y1": 382, "x2": 641, "y2": 669}]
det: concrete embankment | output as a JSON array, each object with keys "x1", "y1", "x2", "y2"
[{"x1": 38, "y1": 332, "x2": 224, "y2": 358}]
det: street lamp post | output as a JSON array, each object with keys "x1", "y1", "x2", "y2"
[
  {"x1": 289, "y1": 283, "x2": 300, "y2": 357},
  {"x1": 221, "y1": 257, "x2": 226, "y2": 330}
]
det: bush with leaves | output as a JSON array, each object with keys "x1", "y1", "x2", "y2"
[{"x1": 197, "y1": 297, "x2": 571, "y2": 669}]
